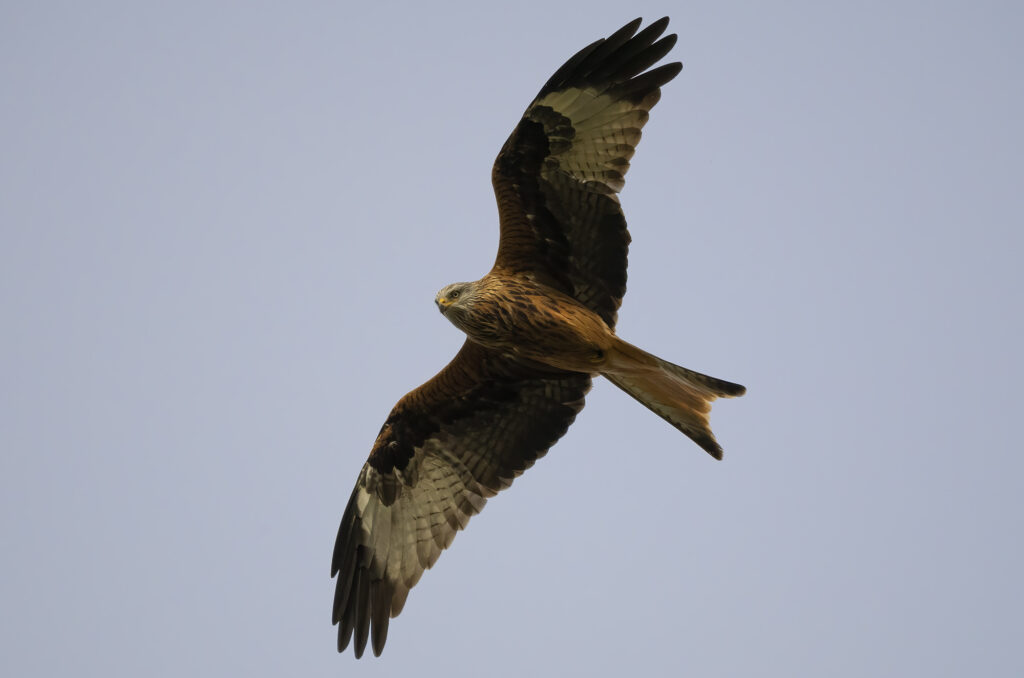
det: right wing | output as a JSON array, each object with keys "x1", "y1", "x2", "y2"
[{"x1": 331, "y1": 340, "x2": 591, "y2": 657}]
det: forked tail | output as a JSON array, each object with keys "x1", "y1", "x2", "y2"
[{"x1": 601, "y1": 338, "x2": 746, "y2": 459}]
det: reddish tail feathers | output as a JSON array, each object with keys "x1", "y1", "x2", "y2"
[{"x1": 602, "y1": 338, "x2": 745, "y2": 459}]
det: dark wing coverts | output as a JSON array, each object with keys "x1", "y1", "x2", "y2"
[
  {"x1": 332, "y1": 18, "x2": 681, "y2": 657},
  {"x1": 492, "y1": 17, "x2": 681, "y2": 327},
  {"x1": 332, "y1": 343, "x2": 590, "y2": 656}
]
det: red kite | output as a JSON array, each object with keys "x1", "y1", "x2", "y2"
[{"x1": 332, "y1": 17, "x2": 745, "y2": 657}]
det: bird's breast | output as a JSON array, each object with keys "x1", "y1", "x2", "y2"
[{"x1": 447, "y1": 276, "x2": 614, "y2": 372}]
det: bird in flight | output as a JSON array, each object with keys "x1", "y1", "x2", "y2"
[{"x1": 332, "y1": 17, "x2": 745, "y2": 657}]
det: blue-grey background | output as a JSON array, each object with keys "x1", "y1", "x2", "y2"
[{"x1": 2, "y1": 1, "x2": 1021, "y2": 676}]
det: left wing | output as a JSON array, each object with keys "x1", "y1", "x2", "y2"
[{"x1": 491, "y1": 17, "x2": 682, "y2": 328}]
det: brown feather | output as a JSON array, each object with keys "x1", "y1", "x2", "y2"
[
  {"x1": 491, "y1": 16, "x2": 680, "y2": 327},
  {"x1": 333, "y1": 17, "x2": 745, "y2": 659},
  {"x1": 332, "y1": 341, "x2": 590, "y2": 656},
  {"x1": 602, "y1": 338, "x2": 746, "y2": 459}
]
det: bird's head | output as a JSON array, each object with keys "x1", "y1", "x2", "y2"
[{"x1": 435, "y1": 282, "x2": 474, "y2": 317}]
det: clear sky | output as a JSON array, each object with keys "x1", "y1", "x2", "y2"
[{"x1": 2, "y1": 1, "x2": 1022, "y2": 676}]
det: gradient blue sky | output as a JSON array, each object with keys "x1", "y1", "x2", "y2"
[{"x1": 2, "y1": 1, "x2": 1022, "y2": 676}]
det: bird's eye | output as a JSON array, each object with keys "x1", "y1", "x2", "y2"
[{"x1": 449, "y1": 290, "x2": 460, "y2": 299}]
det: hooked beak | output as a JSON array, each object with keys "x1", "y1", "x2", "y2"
[{"x1": 436, "y1": 297, "x2": 448, "y2": 314}]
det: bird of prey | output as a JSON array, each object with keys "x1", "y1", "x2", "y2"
[{"x1": 332, "y1": 17, "x2": 745, "y2": 657}]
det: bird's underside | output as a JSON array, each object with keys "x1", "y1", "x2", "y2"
[{"x1": 332, "y1": 17, "x2": 745, "y2": 658}]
